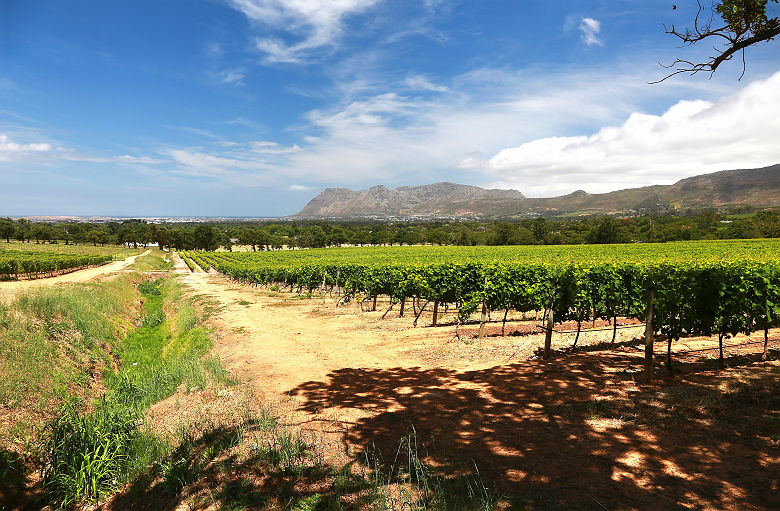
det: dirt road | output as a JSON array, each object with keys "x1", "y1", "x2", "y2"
[{"x1": 0, "y1": 250, "x2": 150, "y2": 299}]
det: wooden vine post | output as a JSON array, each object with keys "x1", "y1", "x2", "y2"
[
  {"x1": 479, "y1": 302, "x2": 488, "y2": 339},
  {"x1": 644, "y1": 288, "x2": 655, "y2": 382},
  {"x1": 763, "y1": 327, "x2": 769, "y2": 361},
  {"x1": 432, "y1": 300, "x2": 439, "y2": 327},
  {"x1": 543, "y1": 307, "x2": 554, "y2": 360},
  {"x1": 479, "y1": 275, "x2": 489, "y2": 339}
]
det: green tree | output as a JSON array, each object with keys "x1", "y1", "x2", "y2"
[
  {"x1": 0, "y1": 218, "x2": 15, "y2": 243},
  {"x1": 659, "y1": 0, "x2": 779, "y2": 79},
  {"x1": 15, "y1": 219, "x2": 31, "y2": 242},
  {"x1": 193, "y1": 224, "x2": 220, "y2": 251},
  {"x1": 588, "y1": 217, "x2": 622, "y2": 244},
  {"x1": 532, "y1": 217, "x2": 547, "y2": 243}
]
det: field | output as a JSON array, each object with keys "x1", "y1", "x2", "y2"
[
  {"x1": 0, "y1": 241, "x2": 142, "y2": 260},
  {"x1": 183, "y1": 239, "x2": 780, "y2": 375},
  {"x1": 1, "y1": 241, "x2": 777, "y2": 510},
  {"x1": 172, "y1": 246, "x2": 779, "y2": 511},
  {"x1": 0, "y1": 251, "x2": 113, "y2": 280},
  {"x1": 0, "y1": 242, "x2": 143, "y2": 281}
]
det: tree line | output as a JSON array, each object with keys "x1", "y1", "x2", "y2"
[{"x1": 0, "y1": 209, "x2": 778, "y2": 251}]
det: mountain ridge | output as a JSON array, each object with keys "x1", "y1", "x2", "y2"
[{"x1": 292, "y1": 164, "x2": 780, "y2": 219}]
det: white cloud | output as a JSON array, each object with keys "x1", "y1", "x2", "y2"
[
  {"x1": 167, "y1": 149, "x2": 263, "y2": 175},
  {"x1": 253, "y1": 66, "x2": 713, "y2": 186},
  {"x1": 214, "y1": 68, "x2": 246, "y2": 85},
  {"x1": 475, "y1": 71, "x2": 780, "y2": 196},
  {"x1": 0, "y1": 134, "x2": 51, "y2": 158},
  {"x1": 226, "y1": 0, "x2": 383, "y2": 63},
  {"x1": 579, "y1": 17, "x2": 603, "y2": 46},
  {"x1": 0, "y1": 132, "x2": 168, "y2": 166},
  {"x1": 404, "y1": 74, "x2": 448, "y2": 93},
  {"x1": 289, "y1": 184, "x2": 314, "y2": 191},
  {"x1": 123, "y1": 66, "x2": 776, "y2": 199}
]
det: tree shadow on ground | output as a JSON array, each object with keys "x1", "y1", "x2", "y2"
[
  {"x1": 288, "y1": 351, "x2": 779, "y2": 510},
  {"x1": 0, "y1": 448, "x2": 34, "y2": 510},
  {"x1": 105, "y1": 420, "x2": 380, "y2": 511}
]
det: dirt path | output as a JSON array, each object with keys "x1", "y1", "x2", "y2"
[
  {"x1": 0, "y1": 250, "x2": 151, "y2": 299},
  {"x1": 176, "y1": 270, "x2": 459, "y2": 400},
  {"x1": 171, "y1": 266, "x2": 778, "y2": 511}
]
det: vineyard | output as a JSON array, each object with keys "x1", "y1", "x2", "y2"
[
  {"x1": 0, "y1": 250, "x2": 112, "y2": 280},
  {"x1": 181, "y1": 240, "x2": 780, "y2": 379},
  {"x1": 0, "y1": 241, "x2": 141, "y2": 260}
]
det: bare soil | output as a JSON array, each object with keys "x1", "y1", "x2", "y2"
[{"x1": 168, "y1": 252, "x2": 779, "y2": 511}]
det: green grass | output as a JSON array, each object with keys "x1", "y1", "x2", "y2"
[
  {"x1": 0, "y1": 277, "x2": 140, "y2": 446},
  {"x1": 0, "y1": 271, "x2": 233, "y2": 508},
  {"x1": 105, "y1": 277, "x2": 224, "y2": 411},
  {"x1": 129, "y1": 249, "x2": 173, "y2": 271},
  {"x1": 38, "y1": 276, "x2": 229, "y2": 507}
]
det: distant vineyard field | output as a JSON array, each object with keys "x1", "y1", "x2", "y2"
[
  {"x1": 0, "y1": 241, "x2": 141, "y2": 260},
  {"x1": 183, "y1": 240, "x2": 780, "y2": 361},
  {"x1": 0, "y1": 250, "x2": 113, "y2": 279}
]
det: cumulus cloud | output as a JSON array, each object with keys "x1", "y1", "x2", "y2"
[
  {"x1": 475, "y1": 71, "x2": 780, "y2": 196},
  {"x1": 245, "y1": 67, "x2": 699, "y2": 186},
  {"x1": 0, "y1": 134, "x2": 52, "y2": 159},
  {"x1": 130, "y1": 67, "x2": 777, "y2": 198},
  {"x1": 579, "y1": 17, "x2": 603, "y2": 46},
  {"x1": 226, "y1": 0, "x2": 383, "y2": 63}
]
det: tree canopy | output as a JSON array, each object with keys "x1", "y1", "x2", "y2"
[{"x1": 657, "y1": 0, "x2": 779, "y2": 81}]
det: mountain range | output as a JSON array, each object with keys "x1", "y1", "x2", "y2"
[{"x1": 293, "y1": 164, "x2": 780, "y2": 219}]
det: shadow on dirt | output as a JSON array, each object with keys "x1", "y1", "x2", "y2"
[{"x1": 288, "y1": 351, "x2": 779, "y2": 510}]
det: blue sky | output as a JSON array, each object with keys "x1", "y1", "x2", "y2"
[{"x1": 1, "y1": 0, "x2": 778, "y2": 216}]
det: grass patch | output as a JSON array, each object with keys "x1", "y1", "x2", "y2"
[
  {"x1": 129, "y1": 249, "x2": 173, "y2": 271},
  {"x1": 0, "y1": 277, "x2": 140, "y2": 448},
  {"x1": 1, "y1": 273, "x2": 232, "y2": 509},
  {"x1": 106, "y1": 277, "x2": 221, "y2": 411}
]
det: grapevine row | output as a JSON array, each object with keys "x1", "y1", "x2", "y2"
[
  {"x1": 0, "y1": 251, "x2": 112, "y2": 279},
  {"x1": 200, "y1": 242, "x2": 780, "y2": 350}
]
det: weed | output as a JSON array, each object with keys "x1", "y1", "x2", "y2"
[
  {"x1": 362, "y1": 431, "x2": 504, "y2": 511},
  {"x1": 130, "y1": 251, "x2": 173, "y2": 271},
  {"x1": 137, "y1": 280, "x2": 161, "y2": 296},
  {"x1": 217, "y1": 479, "x2": 268, "y2": 510},
  {"x1": 585, "y1": 398, "x2": 610, "y2": 419},
  {"x1": 259, "y1": 430, "x2": 312, "y2": 471},
  {"x1": 159, "y1": 432, "x2": 204, "y2": 494},
  {"x1": 41, "y1": 398, "x2": 139, "y2": 508}
]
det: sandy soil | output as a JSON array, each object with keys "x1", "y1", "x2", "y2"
[
  {"x1": 169, "y1": 255, "x2": 778, "y2": 511},
  {"x1": 0, "y1": 250, "x2": 150, "y2": 301}
]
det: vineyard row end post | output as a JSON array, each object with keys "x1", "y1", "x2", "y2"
[
  {"x1": 543, "y1": 307, "x2": 554, "y2": 360},
  {"x1": 644, "y1": 287, "x2": 654, "y2": 382}
]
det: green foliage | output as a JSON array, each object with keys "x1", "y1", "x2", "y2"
[
  {"x1": 716, "y1": 0, "x2": 779, "y2": 34},
  {"x1": 137, "y1": 279, "x2": 162, "y2": 295},
  {"x1": 42, "y1": 398, "x2": 139, "y2": 509},
  {"x1": 206, "y1": 240, "x2": 780, "y2": 340},
  {"x1": 0, "y1": 250, "x2": 112, "y2": 279},
  {"x1": 107, "y1": 277, "x2": 215, "y2": 410},
  {"x1": 131, "y1": 251, "x2": 173, "y2": 271}
]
